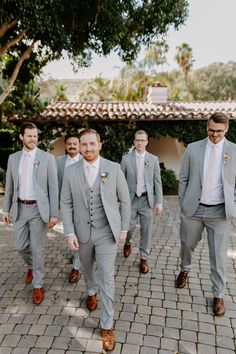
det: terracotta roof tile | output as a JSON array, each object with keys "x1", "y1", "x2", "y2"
[{"x1": 11, "y1": 101, "x2": 236, "y2": 122}]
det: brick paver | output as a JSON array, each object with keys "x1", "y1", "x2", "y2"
[{"x1": 1, "y1": 196, "x2": 236, "y2": 353}]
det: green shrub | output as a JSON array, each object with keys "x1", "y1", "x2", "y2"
[
  {"x1": 0, "y1": 168, "x2": 6, "y2": 192},
  {"x1": 161, "y1": 168, "x2": 178, "y2": 195}
]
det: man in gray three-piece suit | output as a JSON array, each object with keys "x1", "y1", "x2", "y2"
[
  {"x1": 56, "y1": 133, "x2": 82, "y2": 283},
  {"x1": 60, "y1": 129, "x2": 131, "y2": 352},
  {"x1": 121, "y1": 130, "x2": 163, "y2": 274},
  {"x1": 2, "y1": 122, "x2": 59, "y2": 305},
  {"x1": 177, "y1": 112, "x2": 236, "y2": 316}
]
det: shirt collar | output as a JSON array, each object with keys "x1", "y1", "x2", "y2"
[
  {"x1": 67, "y1": 153, "x2": 81, "y2": 162},
  {"x1": 23, "y1": 147, "x2": 37, "y2": 158},
  {"x1": 135, "y1": 151, "x2": 145, "y2": 158},
  {"x1": 207, "y1": 137, "x2": 225, "y2": 149},
  {"x1": 83, "y1": 156, "x2": 100, "y2": 169}
]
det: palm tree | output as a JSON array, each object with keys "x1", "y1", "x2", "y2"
[
  {"x1": 142, "y1": 40, "x2": 169, "y2": 75},
  {"x1": 175, "y1": 43, "x2": 194, "y2": 97}
]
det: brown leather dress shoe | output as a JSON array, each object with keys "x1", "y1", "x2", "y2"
[
  {"x1": 213, "y1": 297, "x2": 225, "y2": 316},
  {"x1": 86, "y1": 294, "x2": 97, "y2": 311},
  {"x1": 123, "y1": 243, "x2": 131, "y2": 258},
  {"x1": 176, "y1": 271, "x2": 188, "y2": 288},
  {"x1": 33, "y1": 288, "x2": 44, "y2": 305},
  {"x1": 101, "y1": 329, "x2": 116, "y2": 352},
  {"x1": 25, "y1": 268, "x2": 33, "y2": 284},
  {"x1": 69, "y1": 269, "x2": 80, "y2": 283},
  {"x1": 140, "y1": 259, "x2": 149, "y2": 274}
]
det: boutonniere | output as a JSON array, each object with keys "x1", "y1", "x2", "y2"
[
  {"x1": 144, "y1": 160, "x2": 149, "y2": 166},
  {"x1": 34, "y1": 160, "x2": 40, "y2": 168},
  {"x1": 223, "y1": 154, "x2": 230, "y2": 162},
  {"x1": 101, "y1": 172, "x2": 109, "y2": 183}
]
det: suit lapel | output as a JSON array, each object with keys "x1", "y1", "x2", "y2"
[
  {"x1": 131, "y1": 151, "x2": 137, "y2": 180},
  {"x1": 199, "y1": 139, "x2": 207, "y2": 183},
  {"x1": 77, "y1": 162, "x2": 88, "y2": 207},
  {"x1": 15, "y1": 151, "x2": 23, "y2": 187}
]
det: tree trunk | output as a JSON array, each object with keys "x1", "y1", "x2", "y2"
[{"x1": 0, "y1": 42, "x2": 35, "y2": 105}]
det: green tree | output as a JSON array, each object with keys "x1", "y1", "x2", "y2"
[
  {"x1": 189, "y1": 61, "x2": 236, "y2": 100},
  {"x1": 0, "y1": 0, "x2": 188, "y2": 104},
  {"x1": 76, "y1": 76, "x2": 112, "y2": 102},
  {"x1": 175, "y1": 42, "x2": 194, "y2": 97},
  {"x1": 142, "y1": 40, "x2": 169, "y2": 75}
]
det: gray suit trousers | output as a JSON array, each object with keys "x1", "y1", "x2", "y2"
[
  {"x1": 180, "y1": 204, "x2": 228, "y2": 298},
  {"x1": 14, "y1": 203, "x2": 47, "y2": 288},
  {"x1": 79, "y1": 224, "x2": 117, "y2": 329},
  {"x1": 126, "y1": 195, "x2": 153, "y2": 260}
]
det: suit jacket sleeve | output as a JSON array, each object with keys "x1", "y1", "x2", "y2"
[
  {"x1": 2, "y1": 155, "x2": 14, "y2": 213},
  {"x1": 47, "y1": 155, "x2": 59, "y2": 217},
  {"x1": 153, "y1": 156, "x2": 163, "y2": 205},
  {"x1": 120, "y1": 155, "x2": 127, "y2": 177},
  {"x1": 178, "y1": 147, "x2": 190, "y2": 207},
  {"x1": 116, "y1": 165, "x2": 131, "y2": 231},
  {"x1": 60, "y1": 169, "x2": 75, "y2": 235}
]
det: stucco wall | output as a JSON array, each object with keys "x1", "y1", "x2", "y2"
[{"x1": 147, "y1": 137, "x2": 186, "y2": 178}]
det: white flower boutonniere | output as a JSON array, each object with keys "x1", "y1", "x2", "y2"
[
  {"x1": 223, "y1": 154, "x2": 230, "y2": 162},
  {"x1": 34, "y1": 160, "x2": 40, "y2": 168},
  {"x1": 144, "y1": 160, "x2": 149, "y2": 167},
  {"x1": 101, "y1": 172, "x2": 109, "y2": 183}
]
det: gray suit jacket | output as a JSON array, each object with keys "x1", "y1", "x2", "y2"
[
  {"x1": 60, "y1": 157, "x2": 131, "y2": 243},
  {"x1": 56, "y1": 155, "x2": 67, "y2": 195},
  {"x1": 179, "y1": 138, "x2": 236, "y2": 219},
  {"x1": 121, "y1": 150, "x2": 163, "y2": 208},
  {"x1": 3, "y1": 148, "x2": 59, "y2": 223},
  {"x1": 56, "y1": 154, "x2": 82, "y2": 196}
]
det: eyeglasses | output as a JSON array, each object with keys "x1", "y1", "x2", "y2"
[
  {"x1": 135, "y1": 139, "x2": 147, "y2": 143},
  {"x1": 207, "y1": 128, "x2": 225, "y2": 135}
]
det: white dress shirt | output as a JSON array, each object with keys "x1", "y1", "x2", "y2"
[
  {"x1": 201, "y1": 138, "x2": 225, "y2": 205},
  {"x1": 65, "y1": 153, "x2": 81, "y2": 168},
  {"x1": 83, "y1": 157, "x2": 100, "y2": 187},
  {"x1": 135, "y1": 151, "x2": 146, "y2": 194},
  {"x1": 19, "y1": 147, "x2": 37, "y2": 200}
]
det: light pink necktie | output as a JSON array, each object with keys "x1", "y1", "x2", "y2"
[
  {"x1": 21, "y1": 153, "x2": 29, "y2": 199},
  {"x1": 86, "y1": 165, "x2": 94, "y2": 187},
  {"x1": 136, "y1": 155, "x2": 142, "y2": 197}
]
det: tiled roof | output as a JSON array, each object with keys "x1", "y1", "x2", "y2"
[
  {"x1": 40, "y1": 101, "x2": 236, "y2": 121},
  {"x1": 10, "y1": 101, "x2": 236, "y2": 122}
]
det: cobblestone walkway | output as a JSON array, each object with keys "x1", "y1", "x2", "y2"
[{"x1": 0, "y1": 196, "x2": 236, "y2": 353}]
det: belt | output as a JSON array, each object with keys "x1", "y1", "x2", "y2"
[
  {"x1": 200, "y1": 203, "x2": 224, "y2": 207},
  {"x1": 18, "y1": 198, "x2": 37, "y2": 205},
  {"x1": 136, "y1": 192, "x2": 147, "y2": 198}
]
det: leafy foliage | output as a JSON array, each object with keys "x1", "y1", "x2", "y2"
[{"x1": 0, "y1": 0, "x2": 188, "y2": 103}]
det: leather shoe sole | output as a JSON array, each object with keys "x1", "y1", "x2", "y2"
[
  {"x1": 101, "y1": 329, "x2": 116, "y2": 352},
  {"x1": 69, "y1": 269, "x2": 80, "y2": 283},
  {"x1": 123, "y1": 243, "x2": 131, "y2": 258},
  {"x1": 140, "y1": 259, "x2": 149, "y2": 274},
  {"x1": 213, "y1": 297, "x2": 225, "y2": 316},
  {"x1": 33, "y1": 288, "x2": 44, "y2": 305},
  {"x1": 86, "y1": 294, "x2": 97, "y2": 311}
]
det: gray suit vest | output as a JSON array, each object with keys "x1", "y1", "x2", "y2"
[{"x1": 85, "y1": 173, "x2": 109, "y2": 228}]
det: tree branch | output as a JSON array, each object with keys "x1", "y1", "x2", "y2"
[
  {"x1": 0, "y1": 41, "x2": 35, "y2": 105},
  {"x1": 0, "y1": 19, "x2": 18, "y2": 38},
  {"x1": 0, "y1": 29, "x2": 27, "y2": 58}
]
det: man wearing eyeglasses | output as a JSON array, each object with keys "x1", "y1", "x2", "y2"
[
  {"x1": 177, "y1": 112, "x2": 236, "y2": 316},
  {"x1": 121, "y1": 130, "x2": 163, "y2": 273}
]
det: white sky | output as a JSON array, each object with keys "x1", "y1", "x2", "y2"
[{"x1": 42, "y1": 0, "x2": 236, "y2": 80}]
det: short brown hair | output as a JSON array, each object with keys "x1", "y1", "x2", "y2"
[
  {"x1": 208, "y1": 112, "x2": 229, "y2": 126},
  {"x1": 78, "y1": 129, "x2": 101, "y2": 142},
  {"x1": 20, "y1": 122, "x2": 37, "y2": 135},
  {"x1": 134, "y1": 130, "x2": 148, "y2": 140}
]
